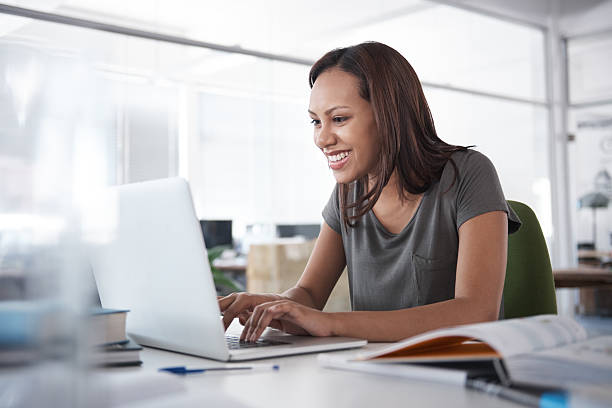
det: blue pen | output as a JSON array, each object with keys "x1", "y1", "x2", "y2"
[
  {"x1": 466, "y1": 379, "x2": 567, "y2": 408},
  {"x1": 159, "y1": 364, "x2": 280, "y2": 375}
]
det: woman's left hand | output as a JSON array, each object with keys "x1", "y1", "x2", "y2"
[{"x1": 241, "y1": 299, "x2": 335, "y2": 342}]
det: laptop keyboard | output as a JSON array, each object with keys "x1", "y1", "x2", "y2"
[{"x1": 225, "y1": 335, "x2": 289, "y2": 350}]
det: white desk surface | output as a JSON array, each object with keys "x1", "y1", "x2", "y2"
[{"x1": 98, "y1": 322, "x2": 521, "y2": 408}]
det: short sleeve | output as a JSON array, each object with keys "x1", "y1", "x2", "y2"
[
  {"x1": 322, "y1": 184, "x2": 342, "y2": 234},
  {"x1": 455, "y1": 151, "x2": 521, "y2": 234}
]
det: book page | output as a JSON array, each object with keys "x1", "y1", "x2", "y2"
[
  {"x1": 357, "y1": 315, "x2": 588, "y2": 361},
  {"x1": 520, "y1": 335, "x2": 612, "y2": 369},
  {"x1": 318, "y1": 354, "x2": 467, "y2": 385},
  {"x1": 504, "y1": 336, "x2": 612, "y2": 387}
]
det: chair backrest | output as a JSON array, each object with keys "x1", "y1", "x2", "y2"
[{"x1": 503, "y1": 200, "x2": 557, "y2": 319}]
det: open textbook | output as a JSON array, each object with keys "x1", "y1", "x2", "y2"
[{"x1": 349, "y1": 315, "x2": 612, "y2": 388}]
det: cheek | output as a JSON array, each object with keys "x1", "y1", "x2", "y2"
[
  {"x1": 312, "y1": 129, "x2": 323, "y2": 148},
  {"x1": 356, "y1": 129, "x2": 378, "y2": 157},
  {"x1": 361, "y1": 137, "x2": 380, "y2": 171},
  {"x1": 366, "y1": 126, "x2": 380, "y2": 157}
]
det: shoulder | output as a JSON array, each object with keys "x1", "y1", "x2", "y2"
[
  {"x1": 322, "y1": 183, "x2": 342, "y2": 232},
  {"x1": 439, "y1": 149, "x2": 497, "y2": 188},
  {"x1": 448, "y1": 149, "x2": 495, "y2": 173}
]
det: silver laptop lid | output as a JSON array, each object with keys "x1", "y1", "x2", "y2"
[{"x1": 89, "y1": 177, "x2": 229, "y2": 360}]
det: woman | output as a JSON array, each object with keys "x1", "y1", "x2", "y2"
[{"x1": 219, "y1": 41, "x2": 521, "y2": 342}]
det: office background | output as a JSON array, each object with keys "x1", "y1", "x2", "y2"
[
  {"x1": 1, "y1": 2, "x2": 612, "y2": 407},
  {"x1": 1, "y1": 1, "x2": 611, "y2": 308}
]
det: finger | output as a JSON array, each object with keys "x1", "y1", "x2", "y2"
[
  {"x1": 240, "y1": 313, "x2": 254, "y2": 341},
  {"x1": 240, "y1": 308, "x2": 258, "y2": 341},
  {"x1": 249, "y1": 303, "x2": 289, "y2": 342},
  {"x1": 243, "y1": 304, "x2": 265, "y2": 342},
  {"x1": 222, "y1": 300, "x2": 252, "y2": 330},
  {"x1": 238, "y1": 311, "x2": 251, "y2": 326},
  {"x1": 221, "y1": 294, "x2": 255, "y2": 330},
  {"x1": 240, "y1": 324, "x2": 248, "y2": 341},
  {"x1": 268, "y1": 319, "x2": 284, "y2": 331},
  {"x1": 222, "y1": 312, "x2": 236, "y2": 330},
  {"x1": 249, "y1": 304, "x2": 288, "y2": 342},
  {"x1": 244, "y1": 301, "x2": 277, "y2": 341},
  {"x1": 218, "y1": 292, "x2": 239, "y2": 312}
]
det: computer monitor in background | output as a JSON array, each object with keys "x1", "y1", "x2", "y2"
[
  {"x1": 276, "y1": 224, "x2": 320, "y2": 240},
  {"x1": 199, "y1": 220, "x2": 233, "y2": 249}
]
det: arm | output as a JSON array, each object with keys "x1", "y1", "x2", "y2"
[
  {"x1": 219, "y1": 222, "x2": 345, "y2": 329},
  {"x1": 281, "y1": 222, "x2": 346, "y2": 309},
  {"x1": 241, "y1": 210, "x2": 507, "y2": 342},
  {"x1": 329, "y1": 210, "x2": 508, "y2": 341}
]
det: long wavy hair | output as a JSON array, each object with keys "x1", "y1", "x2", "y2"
[{"x1": 309, "y1": 41, "x2": 469, "y2": 227}]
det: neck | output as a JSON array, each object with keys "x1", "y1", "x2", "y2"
[
  {"x1": 369, "y1": 170, "x2": 420, "y2": 205},
  {"x1": 370, "y1": 170, "x2": 424, "y2": 234}
]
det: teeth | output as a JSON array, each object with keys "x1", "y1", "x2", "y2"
[{"x1": 328, "y1": 152, "x2": 348, "y2": 162}]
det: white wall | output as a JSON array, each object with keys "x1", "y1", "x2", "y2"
[
  {"x1": 432, "y1": 0, "x2": 612, "y2": 38},
  {"x1": 560, "y1": 0, "x2": 612, "y2": 37}
]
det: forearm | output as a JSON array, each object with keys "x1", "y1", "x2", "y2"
[
  {"x1": 281, "y1": 285, "x2": 320, "y2": 309},
  {"x1": 330, "y1": 297, "x2": 499, "y2": 342},
  {"x1": 279, "y1": 223, "x2": 345, "y2": 311}
]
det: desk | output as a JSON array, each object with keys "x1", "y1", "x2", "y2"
[
  {"x1": 107, "y1": 346, "x2": 522, "y2": 408},
  {"x1": 553, "y1": 267, "x2": 612, "y2": 316},
  {"x1": 553, "y1": 267, "x2": 612, "y2": 288},
  {"x1": 101, "y1": 323, "x2": 520, "y2": 408},
  {"x1": 213, "y1": 256, "x2": 248, "y2": 273},
  {"x1": 578, "y1": 249, "x2": 612, "y2": 259}
]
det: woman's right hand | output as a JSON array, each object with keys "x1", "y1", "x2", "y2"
[{"x1": 217, "y1": 292, "x2": 282, "y2": 330}]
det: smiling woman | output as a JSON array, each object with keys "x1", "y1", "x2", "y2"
[
  {"x1": 308, "y1": 45, "x2": 470, "y2": 228},
  {"x1": 308, "y1": 69, "x2": 379, "y2": 185},
  {"x1": 219, "y1": 41, "x2": 522, "y2": 343}
]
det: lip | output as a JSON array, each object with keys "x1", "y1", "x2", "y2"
[
  {"x1": 326, "y1": 150, "x2": 351, "y2": 171},
  {"x1": 325, "y1": 149, "x2": 350, "y2": 157}
]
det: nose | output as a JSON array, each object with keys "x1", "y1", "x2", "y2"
[{"x1": 314, "y1": 121, "x2": 336, "y2": 150}]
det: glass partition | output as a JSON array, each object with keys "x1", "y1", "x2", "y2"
[
  {"x1": 306, "y1": 4, "x2": 547, "y2": 102},
  {"x1": 426, "y1": 88, "x2": 552, "y2": 239},
  {"x1": 568, "y1": 34, "x2": 612, "y2": 105},
  {"x1": 568, "y1": 32, "x2": 612, "y2": 257},
  {"x1": 1, "y1": 2, "x2": 552, "y2": 253}
]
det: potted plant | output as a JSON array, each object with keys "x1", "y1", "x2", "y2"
[{"x1": 207, "y1": 246, "x2": 244, "y2": 296}]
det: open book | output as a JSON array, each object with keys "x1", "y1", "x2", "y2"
[{"x1": 354, "y1": 315, "x2": 612, "y2": 388}]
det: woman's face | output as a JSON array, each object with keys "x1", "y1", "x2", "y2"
[{"x1": 309, "y1": 68, "x2": 379, "y2": 184}]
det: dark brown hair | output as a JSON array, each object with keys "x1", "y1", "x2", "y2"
[{"x1": 309, "y1": 41, "x2": 469, "y2": 227}]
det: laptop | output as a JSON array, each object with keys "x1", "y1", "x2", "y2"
[{"x1": 88, "y1": 177, "x2": 366, "y2": 361}]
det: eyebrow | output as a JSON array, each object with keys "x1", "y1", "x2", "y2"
[{"x1": 308, "y1": 105, "x2": 351, "y2": 116}]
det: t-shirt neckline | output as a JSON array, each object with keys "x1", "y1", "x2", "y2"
[{"x1": 369, "y1": 190, "x2": 428, "y2": 237}]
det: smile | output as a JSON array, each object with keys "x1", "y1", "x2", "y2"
[{"x1": 327, "y1": 151, "x2": 351, "y2": 170}]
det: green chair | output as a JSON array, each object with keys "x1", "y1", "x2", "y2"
[{"x1": 503, "y1": 200, "x2": 557, "y2": 319}]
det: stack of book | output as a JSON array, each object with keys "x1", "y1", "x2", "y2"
[
  {"x1": 0, "y1": 301, "x2": 44, "y2": 365},
  {"x1": 1, "y1": 303, "x2": 142, "y2": 367},
  {"x1": 89, "y1": 308, "x2": 142, "y2": 367}
]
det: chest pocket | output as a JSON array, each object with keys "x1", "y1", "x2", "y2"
[{"x1": 412, "y1": 253, "x2": 456, "y2": 306}]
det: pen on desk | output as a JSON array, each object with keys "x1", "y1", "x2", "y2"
[
  {"x1": 159, "y1": 364, "x2": 280, "y2": 375},
  {"x1": 466, "y1": 379, "x2": 567, "y2": 408}
]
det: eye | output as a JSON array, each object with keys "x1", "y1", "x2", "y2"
[
  {"x1": 333, "y1": 116, "x2": 348, "y2": 123},
  {"x1": 310, "y1": 119, "x2": 321, "y2": 126}
]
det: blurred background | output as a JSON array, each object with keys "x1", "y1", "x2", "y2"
[{"x1": 0, "y1": 0, "x2": 611, "y2": 405}]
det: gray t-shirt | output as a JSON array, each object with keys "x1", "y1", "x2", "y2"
[{"x1": 322, "y1": 149, "x2": 521, "y2": 313}]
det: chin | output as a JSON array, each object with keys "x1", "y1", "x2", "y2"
[{"x1": 333, "y1": 171, "x2": 358, "y2": 185}]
